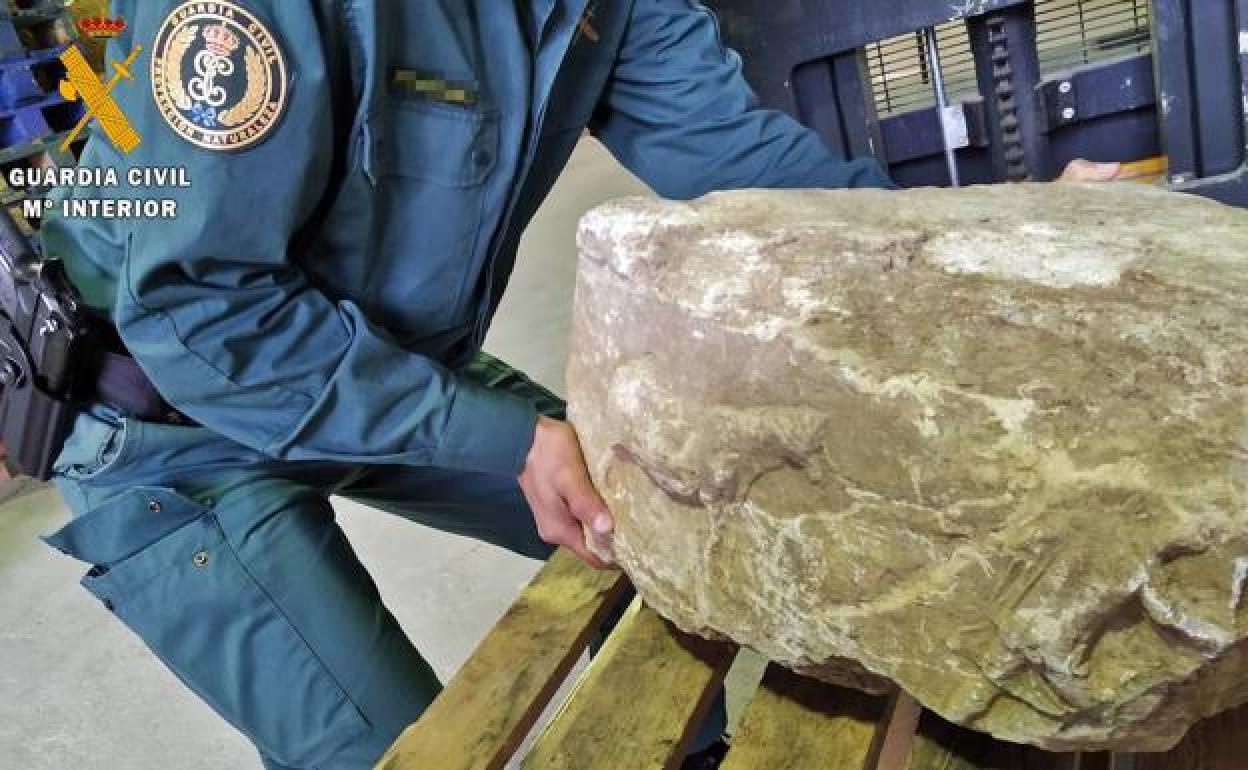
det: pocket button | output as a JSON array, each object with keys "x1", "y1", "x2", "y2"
[
  {"x1": 147, "y1": 499, "x2": 162, "y2": 514},
  {"x1": 192, "y1": 550, "x2": 209, "y2": 568}
]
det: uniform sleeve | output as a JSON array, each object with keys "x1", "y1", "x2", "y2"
[
  {"x1": 41, "y1": 0, "x2": 537, "y2": 476},
  {"x1": 592, "y1": 0, "x2": 895, "y2": 199}
]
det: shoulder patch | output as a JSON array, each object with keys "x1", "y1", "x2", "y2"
[{"x1": 150, "y1": 1, "x2": 289, "y2": 152}]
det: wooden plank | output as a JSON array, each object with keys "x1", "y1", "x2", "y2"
[
  {"x1": 869, "y1": 693, "x2": 925, "y2": 770},
  {"x1": 522, "y1": 598, "x2": 736, "y2": 770},
  {"x1": 905, "y1": 710, "x2": 1081, "y2": 770},
  {"x1": 376, "y1": 548, "x2": 629, "y2": 770},
  {"x1": 1131, "y1": 702, "x2": 1248, "y2": 770},
  {"x1": 720, "y1": 663, "x2": 890, "y2": 770}
]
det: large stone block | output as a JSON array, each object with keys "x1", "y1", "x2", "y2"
[{"x1": 565, "y1": 184, "x2": 1248, "y2": 752}]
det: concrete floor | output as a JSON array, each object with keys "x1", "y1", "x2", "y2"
[{"x1": 0, "y1": 140, "x2": 695, "y2": 769}]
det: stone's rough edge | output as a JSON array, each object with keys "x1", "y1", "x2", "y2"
[
  {"x1": 567, "y1": 184, "x2": 1248, "y2": 753},
  {"x1": 577, "y1": 184, "x2": 1238, "y2": 292}
]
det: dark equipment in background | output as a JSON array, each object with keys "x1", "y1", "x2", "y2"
[
  {"x1": 705, "y1": 0, "x2": 1248, "y2": 207},
  {"x1": 0, "y1": 208, "x2": 92, "y2": 481}
]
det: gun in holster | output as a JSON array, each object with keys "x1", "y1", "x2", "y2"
[{"x1": 0, "y1": 209, "x2": 94, "y2": 480}]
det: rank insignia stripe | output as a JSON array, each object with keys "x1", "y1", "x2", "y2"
[
  {"x1": 390, "y1": 70, "x2": 478, "y2": 106},
  {"x1": 149, "y1": 1, "x2": 290, "y2": 153}
]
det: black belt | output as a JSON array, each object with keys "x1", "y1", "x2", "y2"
[{"x1": 95, "y1": 352, "x2": 197, "y2": 426}]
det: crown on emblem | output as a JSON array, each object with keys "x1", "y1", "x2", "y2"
[
  {"x1": 203, "y1": 22, "x2": 241, "y2": 57},
  {"x1": 78, "y1": 16, "x2": 126, "y2": 38}
]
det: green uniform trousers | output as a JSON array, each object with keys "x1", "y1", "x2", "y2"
[{"x1": 46, "y1": 354, "x2": 731, "y2": 769}]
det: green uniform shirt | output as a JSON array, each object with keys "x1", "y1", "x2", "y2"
[{"x1": 43, "y1": 0, "x2": 893, "y2": 478}]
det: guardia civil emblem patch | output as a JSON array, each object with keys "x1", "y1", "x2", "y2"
[{"x1": 150, "y1": 1, "x2": 289, "y2": 152}]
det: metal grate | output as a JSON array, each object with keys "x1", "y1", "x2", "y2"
[
  {"x1": 866, "y1": 0, "x2": 1152, "y2": 118},
  {"x1": 1035, "y1": 0, "x2": 1151, "y2": 74},
  {"x1": 867, "y1": 21, "x2": 977, "y2": 117}
]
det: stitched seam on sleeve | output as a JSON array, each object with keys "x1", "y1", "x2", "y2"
[{"x1": 120, "y1": 234, "x2": 322, "y2": 439}]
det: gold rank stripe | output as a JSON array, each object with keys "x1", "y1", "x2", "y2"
[{"x1": 391, "y1": 70, "x2": 477, "y2": 106}]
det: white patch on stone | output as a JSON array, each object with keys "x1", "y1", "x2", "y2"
[
  {"x1": 873, "y1": 372, "x2": 1036, "y2": 435},
  {"x1": 1140, "y1": 580, "x2": 1234, "y2": 650},
  {"x1": 1240, "y1": 30, "x2": 1248, "y2": 55},
  {"x1": 967, "y1": 391, "x2": 1037, "y2": 433},
  {"x1": 1020, "y1": 222, "x2": 1062, "y2": 238},
  {"x1": 782, "y1": 281, "x2": 822, "y2": 314},
  {"x1": 705, "y1": 231, "x2": 767, "y2": 270},
  {"x1": 746, "y1": 316, "x2": 792, "y2": 341},
  {"x1": 698, "y1": 273, "x2": 751, "y2": 315},
  {"x1": 925, "y1": 230, "x2": 1136, "y2": 288},
  {"x1": 1231, "y1": 557, "x2": 1248, "y2": 612},
  {"x1": 607, "y1": 366, "x2": 648, "y2": 418}
]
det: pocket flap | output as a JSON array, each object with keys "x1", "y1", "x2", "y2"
[
  {"x1": 375, "y1": 99, "x2": 499, "y2": 187},
  {"x1": 44, "y1": 486, "x2": 210, "y2": 568}
]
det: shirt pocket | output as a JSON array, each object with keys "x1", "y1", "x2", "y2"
[
  {"x1": 362, "y1": 98, "x2": 500, "y2": 335},
  {"x1": 69, "y1": 491, "x2": 370, "y2": 768},
  {"x1": 376, "y1": 98, "x2": 499, "y2": 186}
]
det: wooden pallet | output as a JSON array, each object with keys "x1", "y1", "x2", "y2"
[{"x1": 377, "y1": 549, "x2": 1248, "y2": 770}]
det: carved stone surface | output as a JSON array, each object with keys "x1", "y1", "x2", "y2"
[{"x1": 565, "y1": 185, "x2": 1248, "y2": 752}]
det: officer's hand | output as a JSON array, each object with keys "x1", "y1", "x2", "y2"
[
  {"x1": 1059, "y1": 159, "x2": 1126, "y2": 182},
  {"x1": 518, "y1": 416, "x2": 615, "y2": 569}
]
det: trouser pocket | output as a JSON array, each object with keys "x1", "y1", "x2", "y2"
[{"x1": 51, "y1": 488, "x2": 371, "y2": 768}]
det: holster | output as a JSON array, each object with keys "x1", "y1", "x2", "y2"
[{"x1": 0, "y1": 211, "x2": 96, "y2": 480}]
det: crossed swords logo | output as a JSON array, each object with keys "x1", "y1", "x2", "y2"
[{"x1": 57, "y1": 43, "x2": 143, "y2": 154}]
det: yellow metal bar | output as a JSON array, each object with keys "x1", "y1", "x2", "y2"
[{"x1": 1119, "y1": 156, "x2": 1169, "y2": 184}]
